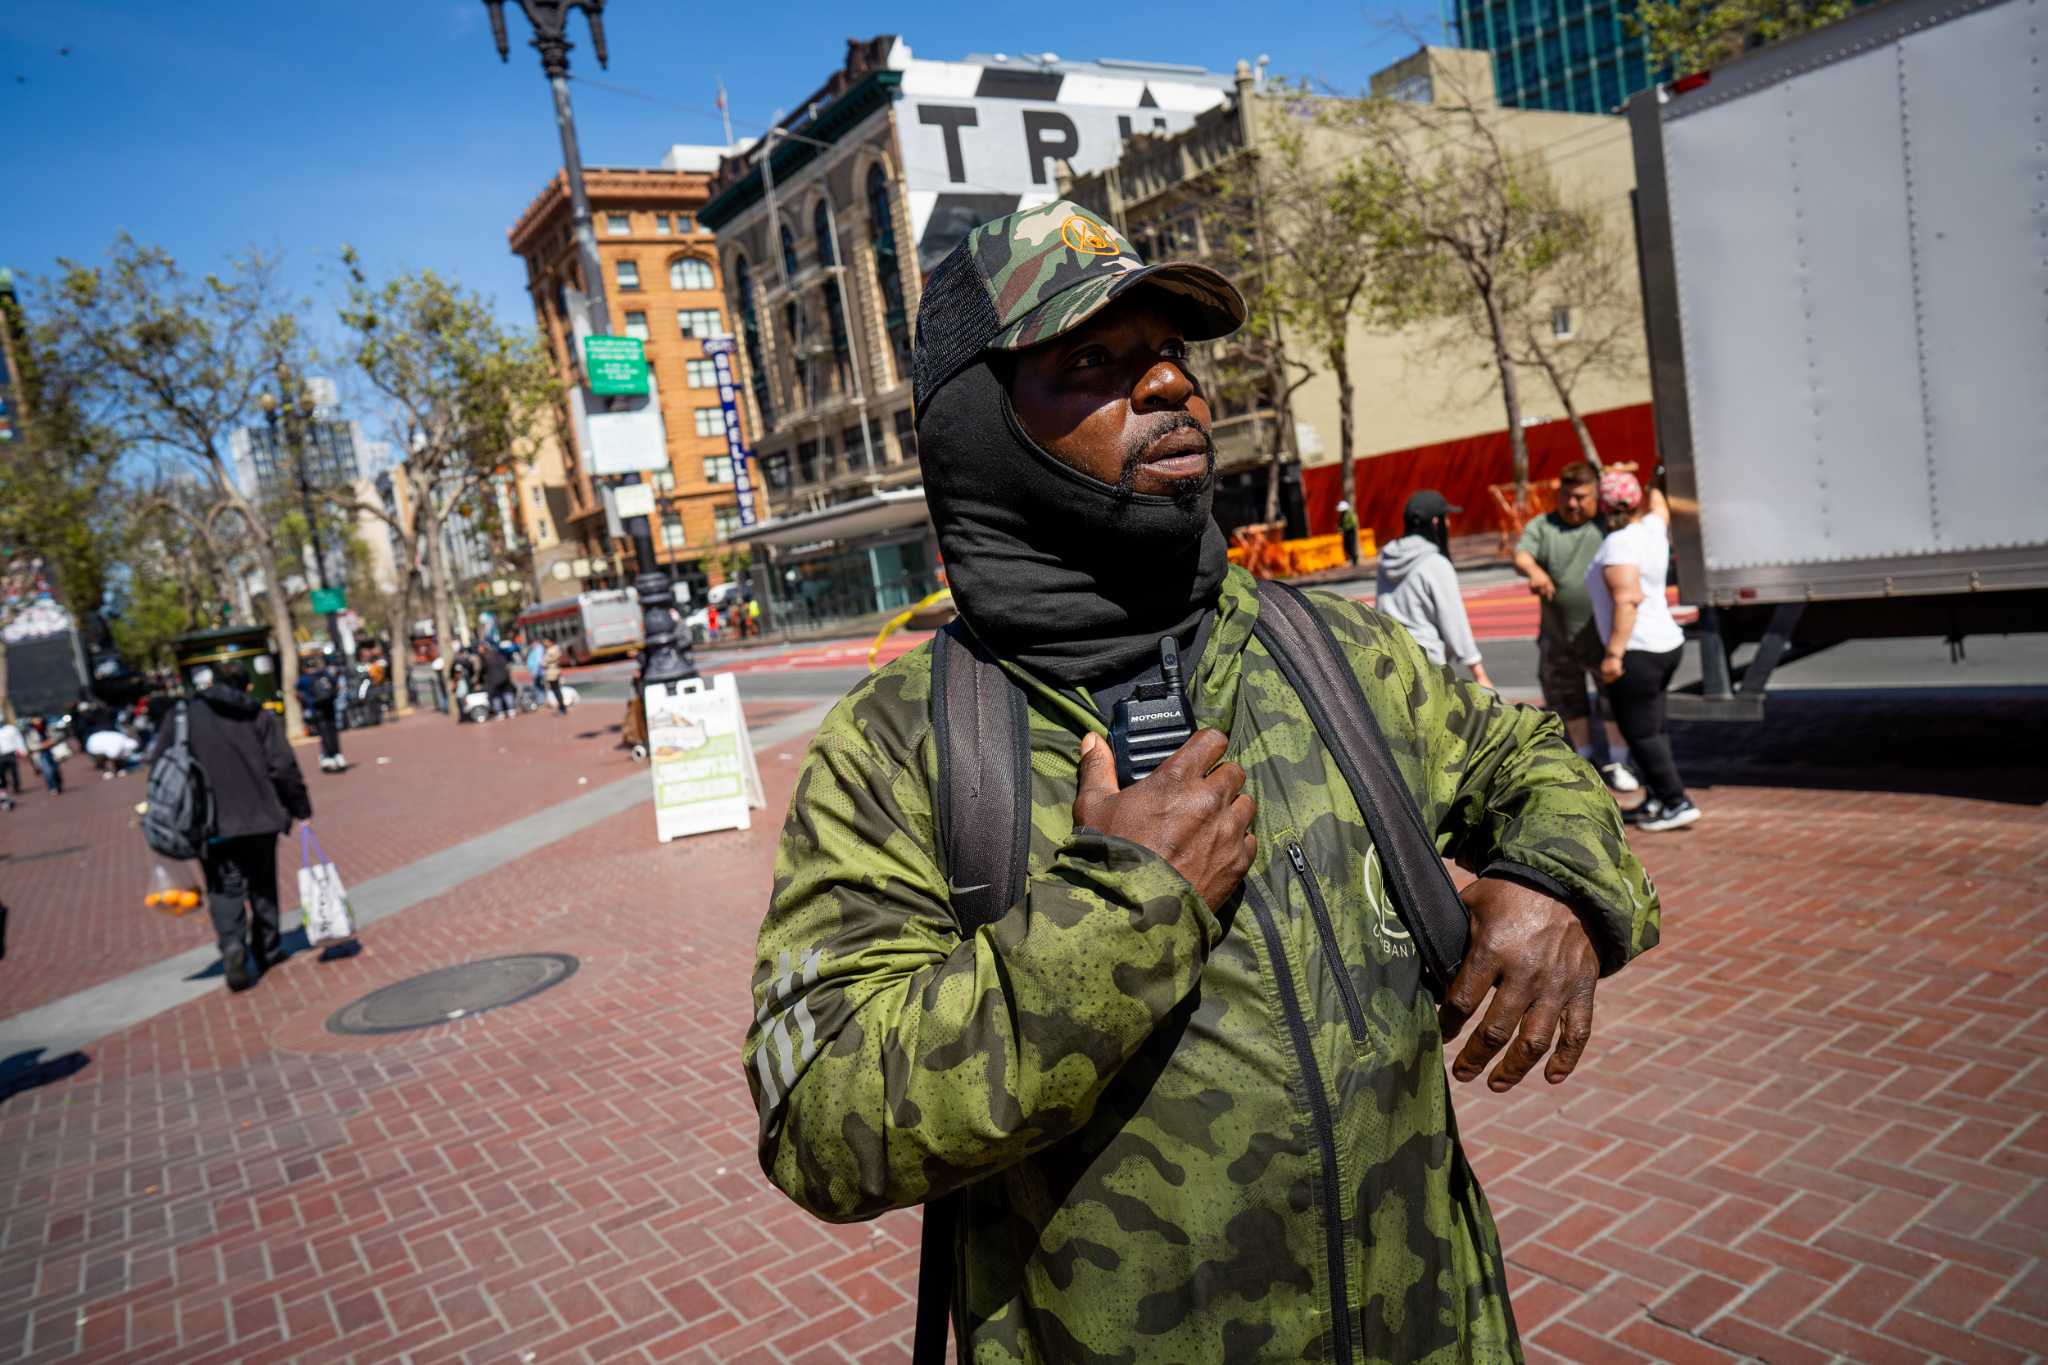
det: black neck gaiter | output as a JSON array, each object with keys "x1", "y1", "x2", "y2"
[{"x1": 917, "y1": 359, "x2": 1228, "y2": 687}]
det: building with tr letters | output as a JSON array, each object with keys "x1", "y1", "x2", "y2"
[{"x1": 701, "y1": 36, "x2": 1236, "y2": 632}]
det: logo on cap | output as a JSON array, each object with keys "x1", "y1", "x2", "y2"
[{"x1": 1060, "y1": 216, "x2": 1120, "y2": 256}]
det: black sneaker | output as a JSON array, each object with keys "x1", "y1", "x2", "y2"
[
  {"x1": 1637, "y1": 797, "x2": 1701, "y2": 832},
  {"x1": 1622, "y1": 798, "x2": 1663, "y2": 826},
  {"x1": 222, "y1": 943, "x2": 257, "y2": 992}
]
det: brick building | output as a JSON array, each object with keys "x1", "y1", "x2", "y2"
[{"x1": 508, "y1": 156, "x2": 742, "y2": 605}]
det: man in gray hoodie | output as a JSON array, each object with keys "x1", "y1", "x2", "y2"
[{"x1": 1375, "y1": 490, "x2": 1494, "y2": 690}]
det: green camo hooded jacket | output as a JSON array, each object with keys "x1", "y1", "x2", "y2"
[{"x1": 744, "y1": 566, "x2": 1660, "y2": 1363}]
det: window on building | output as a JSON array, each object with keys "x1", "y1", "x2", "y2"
[
  {"x1": 669, "y1": 257, "x2": 715, "y2": 291},
  {"x1": 703, "y1": 455, "x2": 734, "y2": 484},
  {"x1": 606, "y1": 213, "x2": 631, "y2": 236},
  {"x1": 763, "y1": 451, "x2": 791, "y2": 491},
  {"x1": 676, "y1": 308, "x2": 724, "y2": 339},
  {"x1": 694, "y1": 407, "x2": 727, "y2": 438},
  {"x1": 530, "y1": 486, "x2": 544, "y2": 507},
  {"x1": 1551, "y1": 305, "x2": 1574, "y2": 339},
  {"x1": 675, "y1": 212, "x2": 695, "y2": 233},
  {"x1": 654, "y1": 469, "x2": 676, "y2": 491},
  {"x1": 780, "y1": 223, "x2": 800, "y2": 280},
  {"x1": 660, "y1": 514, "x2": 686, "y2": 549},
  {"x1": 735, "y1": 255, "x2": 774, "y2": 428},
  {"x1": 796, "y1": 440, "x2": 819, "y2": 483},
  {"x1": 654, "y1": 214, "x2": 671, "y2": 235},
  {"x1": 685, "y1": 359, "x2": 718, "y2": 388},
  {"x1": 616, "y1": 260, "x2": 640, "y2": 290},
  {"x1": 892, "y1": 408, "x2": 916, "y2": 464},
  {"x1": 714, "y1": 505, "x2": 742, "y2": 541},
  {"x1": 868, "y1": 164, "x2": 912, "y2": 377},
  {"x1": 623, "y1": 310, "x2": 649, "y2": 340},
  {"x1": 814, "y1": 200, "x2": 837, "y2": 268},
  {"x1": 819, "y1": 434, "x2": 839, "y2": 481}
]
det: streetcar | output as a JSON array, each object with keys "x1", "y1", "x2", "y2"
[{"x1": 515, "y1": 589, "x2": 643, "y2": 665}]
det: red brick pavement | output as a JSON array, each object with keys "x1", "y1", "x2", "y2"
[
  {"x1": 2, "y1": 728, "x2": 2044, "y2": 1361},
  {"x1": 0, "y1": 699, "x2": 810, "y2": 1014}
]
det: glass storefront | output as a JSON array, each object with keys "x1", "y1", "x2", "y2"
[{"x1": 771, "y1": 532, "x2": 938, "y2": 631}]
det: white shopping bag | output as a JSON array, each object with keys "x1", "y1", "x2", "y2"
[{"x1": 296, "y1": 825, "x2": 356, "y2": 945}]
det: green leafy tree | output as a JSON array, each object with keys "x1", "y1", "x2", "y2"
[
  {"x1": 335, "y1": 253, "x2": 559, "y2": 665},
  {"x1": 33, "y1": 238, "x2": 314, "y2": 733},
  {"x1": 1633, "y1": 0, "x2": 1856, "y2": 77}
]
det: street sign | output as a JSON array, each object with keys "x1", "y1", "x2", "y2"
[
  {"x1": 310, "y1": 587, "x2": 347, "y2": 615},
  {"x1": 647, "y1": 673, "x2": 766, "y2": 841},
  {"x1": 584, "y1": 336, "x2": 650, "y2": 396},
  {"x1": 612, "y1": 482, "x2": 655, "y2": 520}
]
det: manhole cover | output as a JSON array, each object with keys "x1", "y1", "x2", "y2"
[{"x1": 327, "y1": 953, "x2": 579, "y2": 1036}]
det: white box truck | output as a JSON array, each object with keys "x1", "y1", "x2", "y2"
[{"x1": 1628, "y1": 0, "x2": 2048, "y2": 716}]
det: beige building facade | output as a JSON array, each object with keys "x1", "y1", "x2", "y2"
[{"x1": 1064, "y1": 47, "x2": 1653, "y2": 543}]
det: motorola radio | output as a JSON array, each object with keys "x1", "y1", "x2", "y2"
[{"x1": 1109, "y1": 636, "x2": 1194, "y2": 787}]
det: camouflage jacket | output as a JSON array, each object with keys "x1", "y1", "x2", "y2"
[{"x1": 744, "y1": 567, "x2": 1660, "y2": 1363}]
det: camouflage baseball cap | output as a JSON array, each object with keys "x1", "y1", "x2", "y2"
[{"x1": 912, "y1": 199, "x2": 1246, "y2": 418}]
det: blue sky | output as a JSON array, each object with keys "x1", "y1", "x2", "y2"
[{"x1": 3, "y1": 1, "x2": 1432, "y2": 337}]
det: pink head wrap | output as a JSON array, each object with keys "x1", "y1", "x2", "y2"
[{"x1": 1598, "y1": 468, "x2": 1643, "y2": 514}]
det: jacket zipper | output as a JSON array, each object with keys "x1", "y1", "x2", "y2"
[
  {"x1": 1245, "y1": 882, "x2": 1355, "y2": 1365},
  {"x1": 1287, "y1": 842, "x2": 1369, "y2": 1046}
]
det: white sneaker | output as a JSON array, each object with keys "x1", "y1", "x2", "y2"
[
  {"x1": 1637, "y1": 798, "x2": 1701, "y2": 832},
  {"x1": 1601, "y1": 762, "x2": 1641, "y2": 793}
]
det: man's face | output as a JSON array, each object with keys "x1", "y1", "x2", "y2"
[
  {"x1": 1558, "y1": 479, "x2": 1598, "y2": 527},
  {"x1": 1002, "y1": 292, "x2": 1213, "y2": 503}
]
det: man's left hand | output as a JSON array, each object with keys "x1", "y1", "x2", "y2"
[{"x1": 1438, "y1": 878, "x2": 1600, "y2": 1091}]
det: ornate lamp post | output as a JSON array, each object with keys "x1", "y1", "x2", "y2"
[
  {"x1": 259, "y1": 366, "x2": 345, "y2": 656},
  {"x1": 483, "y1": 0, "x2": 694, "y2": 689}
]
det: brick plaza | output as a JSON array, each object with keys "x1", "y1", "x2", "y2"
[{"x1": 0, "y1": 687, "x2": 2043, "y2": 1363}]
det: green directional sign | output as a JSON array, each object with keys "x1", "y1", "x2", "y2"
[
  {"x1": 584, "y1": 335, "x2": 650, "y2": 396},
  {"x1": 310, "y1": 586, "x2": 347, "y2": 615}
]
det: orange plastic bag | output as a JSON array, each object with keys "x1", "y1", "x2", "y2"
[{"x1": 144, "y1": 862, "x2": 203, "y2": 916}]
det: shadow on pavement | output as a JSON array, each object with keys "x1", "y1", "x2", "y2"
[
  {"x1": 1673, "y1": 688, "x2": 2048, "y2": 805},
  {"x1": 0, "y1": 1047, "x2": 90, "y2": 1105}
]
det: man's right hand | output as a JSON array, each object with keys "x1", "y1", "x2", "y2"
[
  {"x1": 1526, "y1": 566, "x2": 1557, "y2": 601},
  {"x1": 1073, "y1": 729, "x2": 1256, "y2": 911}
]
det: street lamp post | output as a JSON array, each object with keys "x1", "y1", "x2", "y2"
[
  {"x1": 260, "y1": 370, "x2": 345, "y2": 656},
  {"x1": 483, "y1": 0, "x2": 694, "y2": 691}
]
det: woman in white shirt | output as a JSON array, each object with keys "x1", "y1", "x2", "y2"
[{"x1": 1585, "y1": 470, "x2": 1698, "y2": 831}]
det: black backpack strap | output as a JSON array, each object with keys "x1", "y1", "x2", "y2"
[
  {"x1": 1251, "y1": 580, "x2": 1470, "y2": 998},
  {"x1": 917, "y1": 619, "x2": 1032, "y2": 1365}
]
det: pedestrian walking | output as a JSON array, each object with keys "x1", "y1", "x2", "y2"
[
  {"x1": 744, "y1": 200, "x2": 1660, "y2": 1362},
  {"x1": 542, "y1": 639, "x2": 567, "y2": 715},
  {"x1": 1513, "y1": 461, "x2": 1639, "y2": 793},
  {"x1": 0, "y1": 714, "x2": 24, "y2": 809},
  {"x1": 479, "y1": 638, "x2": 516, "y2": 720},
  {"x1": 26, "y1": 717, "x2": 63, "y2": 795},
  {"x1": 524, "y1": 635, "x2": 547, "y2": 709},
  {"x1": 1586, "y1": 469, "x2": 1699, "y2": 832},
  {"x1": 1375, "y1": 489, "x2": 1495, "y2": 689},
  {"x1": 1337, "y1": 498, "x2": 1361, "y2": 565},
  {"x1": 295, "y1": 654, "x2": 347, "y2": 772},
  {"x1": 163, "y1": 660, "x2": 313, "y2": 991}
]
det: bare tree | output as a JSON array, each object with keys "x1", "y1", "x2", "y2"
[
  {"x1": 1339, "y1": 71, "x2": 1590, "y2": 505},
  {"x1": 337, "y1": 253, "x2": 558, "y2": 664},
  {"x1": 1501, "y1": 209, "x2": 1642, "y2": 468},
  {"x1": 36, "y1": 239, "x2": 312, "y2": 732}
]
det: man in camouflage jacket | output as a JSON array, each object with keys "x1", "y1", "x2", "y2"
[{"x1": 744, "y1": 201, "x2": 1661, "y2": 1363}]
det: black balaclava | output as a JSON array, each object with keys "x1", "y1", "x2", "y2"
[{"x1": 917, "y1": 358, "x2": 1228, "y2": 687}]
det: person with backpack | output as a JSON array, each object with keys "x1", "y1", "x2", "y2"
[
  {"x1": 742, "y1": 202, "x2": 1662, "y2": 1363},
  {"x1": 153, "y1": 660, "x2": 311, "y2": 991},
  {"x1": 295, "y1": 653, "x2": 347, "y2": 772}
]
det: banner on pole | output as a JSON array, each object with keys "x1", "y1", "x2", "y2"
[{"x1": 701, "y1": 337, "x2": 759, "y2": 528}]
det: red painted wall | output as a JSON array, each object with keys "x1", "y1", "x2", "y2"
[{"x1": 1302, "y1": 403, "x2": 1656, "y2": 543}]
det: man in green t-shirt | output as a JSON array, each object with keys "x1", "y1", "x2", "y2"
[{"x1": 1513, "y1": 461, "x2": 1637, "y2": 792}]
